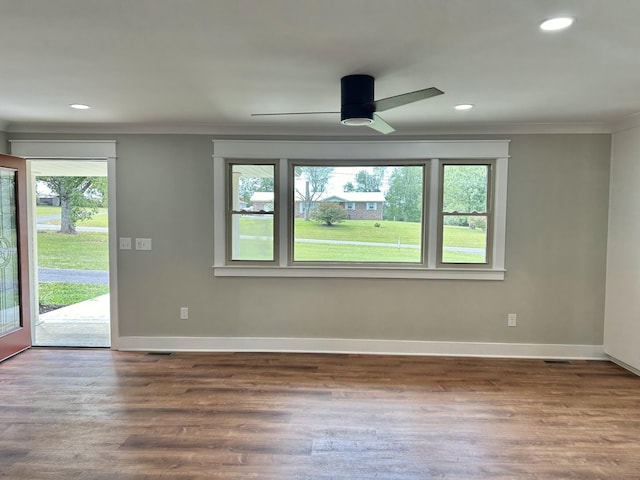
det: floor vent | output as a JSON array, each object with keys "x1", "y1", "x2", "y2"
[
  {"x1": 544, "y1": 360, "x2": 571, "y2": 364},
  {"x1": 146, "y1": 352, "x2": 173, "y2": 356}
]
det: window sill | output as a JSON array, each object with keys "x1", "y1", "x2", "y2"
[{"x1": 212, "y1": 265, "x2": 505, "y2": 280}]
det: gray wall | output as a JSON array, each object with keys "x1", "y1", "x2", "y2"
[
  {"x1": 0, "y1": 131, "x2": 7, "y2": 153},
  {"x1": 11, "y1": 132, "x2": 611, "y2": 345}
]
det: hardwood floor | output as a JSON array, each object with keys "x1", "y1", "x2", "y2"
[{"x1": 1, "y1": 349, "x2": 639, "y2": 479}]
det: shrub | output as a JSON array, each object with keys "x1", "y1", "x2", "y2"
[
  {"x1": 468, "y1": 216, "x2": 486, "y2": 231},
  {"x1": 310, "y1": 202, "x2": 348, "y2": 226}
]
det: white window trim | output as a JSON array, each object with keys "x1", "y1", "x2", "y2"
[
  {"x1": 366, "y1": 202, "x2": 377, "y2": 210},
  {"x1": 213, "y1": 140, "x2": 509, "y2": 280}
]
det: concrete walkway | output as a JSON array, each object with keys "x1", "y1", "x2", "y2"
[{"x1": 35, "y1": 294, "x2": 110, "y2": 347}]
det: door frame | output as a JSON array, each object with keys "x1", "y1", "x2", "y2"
[{"x1": 9, "y1": 140, "x2": 119, "y2": 349}]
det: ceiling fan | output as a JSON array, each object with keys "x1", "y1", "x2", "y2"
[{"x1": 251, "y1": 74, "x2": 444, "y2": 134}]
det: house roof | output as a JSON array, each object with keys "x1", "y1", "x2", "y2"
[
  {"x1": 1, "y1": 1, "x2": 639, "y2": 135},
  {"x1": 250, "y1": 192, "x2": 274, "y2": 203},
  {"x1": 252, "y1": 191, "x2": 385, "y2": 203},
  {"x1": 324, "y1": 192, "x2": 385, "y2": 203}
]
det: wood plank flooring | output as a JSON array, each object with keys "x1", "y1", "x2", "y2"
[{"x1": 1, "y1": 349, "x2": 639, "y2": 479}]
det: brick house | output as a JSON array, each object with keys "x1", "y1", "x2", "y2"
[
  {"x1": 308, "y1": 192, "x2": 385, "y2": 220},
  {"x1": 251, "y1": 191, "x2": 385, "y2": 220}
]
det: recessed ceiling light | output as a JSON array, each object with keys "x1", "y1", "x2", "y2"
[
  {"x1": 69, "y1": 103, "x2": 91, "y2": 110},
  {"x1": 454, "y1": 104, "x2": 474, "y2": 111},
  {"x1": 540, "y1": 17, "x2": 575, "y2": 31}
]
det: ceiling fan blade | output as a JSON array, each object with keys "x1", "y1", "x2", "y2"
[
  {"x1": 373, "y1": 87, "x2": 444, "y2": 112},
  {"x1": 368, "y1": 114, "x2": 395, "y2": 134},
  {"x1": 251, "y1": 111, "x2": 339, "y2": 117}
]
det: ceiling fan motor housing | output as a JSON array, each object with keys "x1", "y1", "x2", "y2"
[{"x1": 341, "y1": 74, "x2": 375, "y2": 125}]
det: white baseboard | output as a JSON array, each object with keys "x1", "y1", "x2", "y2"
[
  {"x1": 115, "y1": 336, "x2": 605, "y2": 360},
  {"x1": 607, "y1": 355, "x2": 640, "y2": 376}
]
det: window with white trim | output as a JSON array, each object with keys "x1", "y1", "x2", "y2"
[{"x1": 213, "y1": 140, "x2": 509, "y2": 280}]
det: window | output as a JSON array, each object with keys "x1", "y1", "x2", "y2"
[
  {"x1": 439, "y1": 162, "x2": 493, "y2": 266},
  {"x1": 292, "y1": 164, "x2": 423, "y2": 264},
  {"x1": 213, "y1": 140, "x2": 509, "y2": 280},
  {"x1": 227, "y1": 162, "x2": 277, "y2": 263}
]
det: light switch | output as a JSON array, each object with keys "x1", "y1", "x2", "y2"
[
  {"x1": 119, "y1": 237, "x2": 132, "y2": 250},
  {"x1": 135, "y1": 238, "x2": 152, "y2": 251}
]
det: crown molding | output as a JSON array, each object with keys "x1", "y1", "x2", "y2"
[
  {"x1": 4, "y1": 121, "x2": 613, "y2": 136},
  {"x1": 612, "y1": 112, "x2": 640, "y2": 133}
]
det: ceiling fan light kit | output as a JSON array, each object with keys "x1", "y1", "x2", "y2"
[
  {"x1": 340, "y1": 74, "x2": 375, "y2": 126},
  {"x1": 341, "y1": 117, "x2": 374, "y2": 126}
]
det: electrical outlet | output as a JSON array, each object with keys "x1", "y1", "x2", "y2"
[
  {"x1": 180, "y1": 307, "x2": 189, "y2": 320},
  {"x1": 135, "y1": 238, "x2": 152, "y2": 251},
  {"x1": 119, "y1": 237, "x2": 132, "y2": 250},
  {"x1": 508, "y1": 313, "x2": 517, "y2": 327}
]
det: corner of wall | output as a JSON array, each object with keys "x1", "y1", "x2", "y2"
[{"x1": 604, "y1": 123, "x2": 640, "y2": 370}]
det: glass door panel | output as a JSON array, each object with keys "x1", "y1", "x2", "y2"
[{"x1": 0, "y1": 154, "x2": 31, "y2": 362}]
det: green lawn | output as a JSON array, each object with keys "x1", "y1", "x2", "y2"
[
  {"x1": 39, "y1": 282, "x2": 109, "y2": 307},
  {"x1": 442, "y1": 225, "x2": 486, "y2": 249},
  {"x1": 295, "y1": 242, "x2": 421, "y2": 262},
  {"x1": 38, "y1": 231, "x2": 109, "y2": 270},
  {"x1": 294, "y1": 218, "x2": 422, "y2": 244},
  {"x1": 37, "y1": 206, "x2": 109, "y2": 228},
  {"x1": 235, "y1": 218, "x2": 487, "y2": 263},
  {"x1": 37, "y1": 229, "x2": 109, "y2": 309}
]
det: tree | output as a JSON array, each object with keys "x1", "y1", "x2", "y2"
[
  {"x1": 310, "y1": 202, "x2": 348, "y2": 226},
  {"x1": 442, "y1": 165, "x2": 488, "y2": 227},
  {"x1": 353, "y1": 167, "x2": 386, "y2": 192},
  {"x1": 384, "y1": 167, "x2": 423, "y2": 222},
  {"x1": 237, "y1": 177, "x2": 274, "y2": 205},
  {"x1": 343, "y1": 181, "x2": 355, "y2": 192},
  {"x1": 295, "y1": 167, "x2": 334, "y2": 220},
  {"x1": 37, "y1": 176, "x2": 107, "y2": 234}
]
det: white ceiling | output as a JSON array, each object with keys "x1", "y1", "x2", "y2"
[{"x1": 1, "y1": 0, "x2": 639, "y2": 135}]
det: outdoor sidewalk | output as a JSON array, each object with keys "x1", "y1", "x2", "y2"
[{"x1": 34, "y1": 294, "x2": 110, "y2": 347}]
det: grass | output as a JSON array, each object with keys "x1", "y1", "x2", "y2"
[
  {"x1": 37, "y1": 206, "x2": 109, "y2": 228},
  {"x1": 294, "y1": 242, "x2": 421, "y2": 263},
  {"x1": 39, "y1": 282, "x2": 109, "y2": 307},
  {"x1": 235, "y1": 217, "x2": 487, "y2": 263},
  {"x1": 442, "y1": 225, "x2": 486, "y2": 249},
  {"x1": 38, "y1": 231, "x2": 109, "y2": 270},
  {"x1": 35, "y1": 208, "x2": 110, "y2": 309},
  {"x1": 294, "y1": 218, "x2": 422, "y2": 244}
]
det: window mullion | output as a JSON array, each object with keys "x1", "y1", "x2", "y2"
[
  {"x1": 427, "y1": 159, "x2": 440, "y2": 268},
  {"x1": 278, "y1": 158, "x2": 288, "y2": 266}
]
